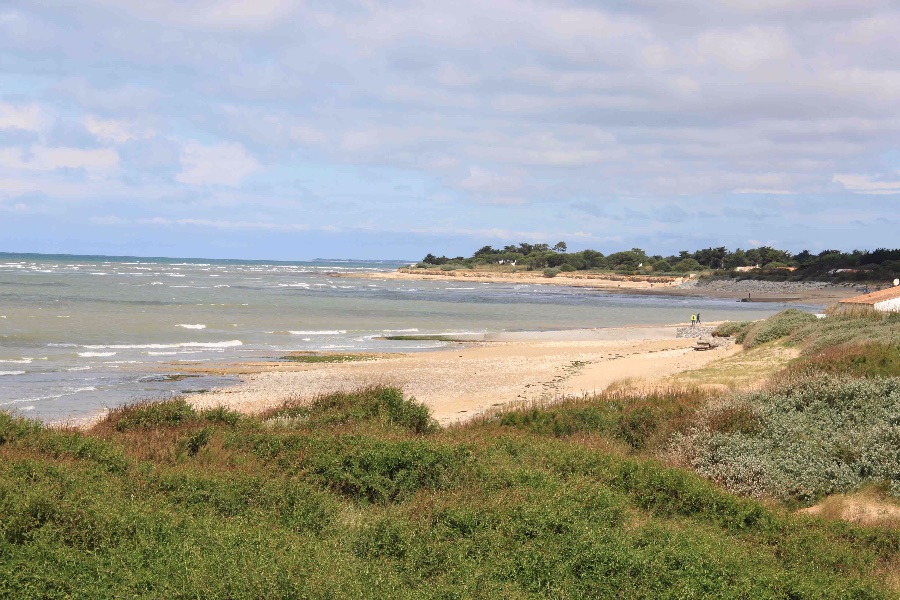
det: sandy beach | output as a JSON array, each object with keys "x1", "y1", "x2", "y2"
[
  {"x1": 334, "y1": 268, "x2": 857, "y2": 304},
  {"x1": 188, "y1": 325, "x2": 739, "y2": 425}
]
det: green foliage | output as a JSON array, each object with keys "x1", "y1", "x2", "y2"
[
  {"x1": 0, "y1": 384, "x2": 897, "y2": 597},
  {"x1": 740, "y1": 309, "x2": 818, "y2": 348},
  {"x1": 305, "y1": 436, "x2": 468, "y2": 503},
  {"x1": 493, "y1": 388, "x2": 710, "y2": 450},
  {"x1": 714, "y1": 320, "x2": 753, "y2": 338},
  {"x1": 789, "y1": 343, "x2": 900, "y2": 379},
  {"x1": 104, "y1": 398, "x2": 240, "y2": 432},
  {"x1": 542, "y1": 267, "x2": 560, "y2": 278},
  {"x1": 418, "y1": 243, "x2": 900, "y2": 282},
  {"x1": 790, "y1": 312, "x2": 900, "y2": 354},
  {"x1": 111, "y1": 398, "x2": 198, "y2": 431},
  {"x1": 263, "y1": 386, "x2": 438, "y2": 434},
  {"x1": 280, "y1": 353, "x2": 373, "y2": 364},
  {"x1": 673, "y1": 258, "x2": 702, "y2": 272},
  {"x1": 0, "y1": 412, "x2": 41, "y2": 445},
  {"x1": 672, "y1": 376, "x2": 900, "y2": 502}
]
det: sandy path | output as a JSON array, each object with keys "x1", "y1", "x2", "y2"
[{"x1": 190, "y1": 327, "x2": 737, "y2": 425}]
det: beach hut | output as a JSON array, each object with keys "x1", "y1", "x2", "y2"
[{"x1": 838, "y1": 284, "x2": 900, "y2": 313}]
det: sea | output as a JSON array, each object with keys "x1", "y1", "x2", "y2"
[{"x1": 0, "y1": 252, "x2": 808, "y2": 423}]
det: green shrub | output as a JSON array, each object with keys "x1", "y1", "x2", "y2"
[
  {"x1": 791, "y1": 312, "x2": 900, "y2": 354},
  {"x1": 263, "y1": 387, "x2": 438, "y2": 434},
  {"x1": 112, "y1": 398, "x2": 197, "y2": 431},
  {"x1": 199, "y1": 405, "x2": 242, "y2": 426},
  {"x1": 492, "y1": 388, "x2": 708, "y2": 451},
  {"x1": 32, "y1": 431, "x2": 128, "y2": 474},
  {"x1": 740, "y1": 309, "x2": 818, "y2": 348},
  {"x1": 543, "y1": 267, "x2": 561, "y2": 278},
  {"x1": 0, "y1": 413, "x2": 40, "y2": 445},
  {"x1": 305, "y1": 436, "x2": 469, "y2": 504},
  {"x1": 671, "y1": 375, "x2": 900, "y2": 502},
  {"x1": 787, "y1": 343, "x2": 900, "y2": 378},
  {"x1": 713, "y1": 321, "x2": 753, "y2": 338}
]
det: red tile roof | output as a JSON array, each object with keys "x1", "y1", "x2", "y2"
[{"x1": 839, "y1": 286, "x2": 900, "y2": 305}]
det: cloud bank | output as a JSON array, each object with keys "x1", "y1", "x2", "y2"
[{"x1": 1, "y1": 0, "x2": 899, "y2": 258}]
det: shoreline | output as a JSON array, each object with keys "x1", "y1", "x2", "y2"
[
  {"x1": 334, "y1": 268, "x2": 857, "y2": 305},
  {"x1": 187, "y1": 324, "x2": 738, "y2": 426}
]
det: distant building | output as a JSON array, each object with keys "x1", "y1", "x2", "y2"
[
  {"x1": 734, "y1": 265, "x2": 759, "y2": 272},
  {"x1": 838, "y1": 286, "x2": 900, "y2": 313}
]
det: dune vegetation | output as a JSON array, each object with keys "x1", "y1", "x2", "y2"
[{"x1": 1, "y1": 312, "x2": 899, "y2": 597}]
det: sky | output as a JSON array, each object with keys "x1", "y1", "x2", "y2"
[{"x1": 1, "y1": 1, "x2": 899, "y2": 260}]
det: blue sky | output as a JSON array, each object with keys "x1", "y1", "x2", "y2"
[{"x1": 1, "y1": 1, "x2": 899, "y2": 260}]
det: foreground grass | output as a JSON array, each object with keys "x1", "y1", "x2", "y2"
[{"x1": 1, "y1": 385, "x2": 898, "y2": 598}]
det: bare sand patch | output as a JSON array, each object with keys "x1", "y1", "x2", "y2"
[
  {"x1": 799, "y1": 492, "x2": 900, "y2": 529},
  {"x1": 189, "y1": 326, "x2": 737, "y2": 425}
]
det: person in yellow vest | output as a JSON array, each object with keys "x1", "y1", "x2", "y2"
[{"x1": 690, "y1": 313, "x2": 697, "y2": 327}]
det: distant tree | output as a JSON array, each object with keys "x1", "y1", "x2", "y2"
[
  {"x1": 654, "y1": 260, "x2": 672, "y2": 272},
  {"x1": 747, "y1": 246, "x2": 792, "y2": 267},
  {"x1": 673, "y1": 258, "x2": 702, "y2": 272},
  {"x1": 579, "y1": 249, "x2": 606, "y2": 269},
  {"x1": 725, "y1": 249, "x2": 750, "y2": 269},
  {"x1": 694, "y1": 246, "x2": 728, "y2": 269},
  {"x1": 793, "y1": 250, "x2": 814, "y2": 266},
  {"x1": 607, "y1": 250, "x2": 642, "y2": 271},
  {"x1": 552, "y1": 241, "x2": 567, "y2": 253},
  {"x1": 546, "y1": 253, "x2": 568, "y2": 267}
]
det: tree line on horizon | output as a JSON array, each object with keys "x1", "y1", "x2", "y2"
[{"x1": 418, "y1": 243, "x2": 900, "y2": 281}]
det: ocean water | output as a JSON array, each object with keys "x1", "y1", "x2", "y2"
[{"x1": 1, "y1": 252, "x2": 803, "y2": 423}]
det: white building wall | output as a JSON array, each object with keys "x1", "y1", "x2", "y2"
[{"x1": 874, "y1": 296, "x2": 900, "y2": 312}]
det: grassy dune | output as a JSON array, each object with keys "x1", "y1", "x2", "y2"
[{"x1": 1, "y1": 313, "x2": 899, "y2": 597}]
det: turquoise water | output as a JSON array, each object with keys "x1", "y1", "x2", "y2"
[{"x1": 0, "y1": 252, "x2": 804, "y2": 422}]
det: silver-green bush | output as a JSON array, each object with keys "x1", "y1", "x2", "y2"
[{"x1": 670, "y1": 376, "x2": 900, "y2": 503}]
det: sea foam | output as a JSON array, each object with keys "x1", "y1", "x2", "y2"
[
  {"x1": 82, "y1": 340, "x2": 243, "y2": 350},
  {"x1": 288, "y1": 330, "x2": 346, "y2": 335}
]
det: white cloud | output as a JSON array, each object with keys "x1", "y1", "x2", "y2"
[
  {"x1": 0, "y1": 103, "x2": 44, "y2": 131},
  {"x1": 457, "y1": 167, "x2": 524, "y2": 195},
  {"x1": 176, "y1": 142, "x2": 260, "y2": 186},
  {"x1": 833, "y1": 174, "x2": 900, "y2": 195},
  {"x1": 84, "y1": 116, "x2": 152, "y2": 144},
  {"x1": 0, "y1": 146, "x2": 119, "y2": 173},
  {"x1": 88, "y1": 0, "x2": 295, "y2": 30},
  {"x1": 731, "y1": 188, "x2": 796, "y2": 195}
]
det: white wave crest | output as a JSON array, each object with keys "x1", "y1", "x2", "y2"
[
  {"x1": 288, "y1": 330, "x2": 346, "y2": 335},
  {"x1": 177, "y1": 324, "x2": 207, "y2": 330},
  {"x1": 82, "y1": 340, "x2": 242, "y2": 350},
  {"x1": 0, "y1": 371, "x2": 25, "y2": 376},
  {"x1": 78, "y1": 352, "x2": 118, "y2": 357}
]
